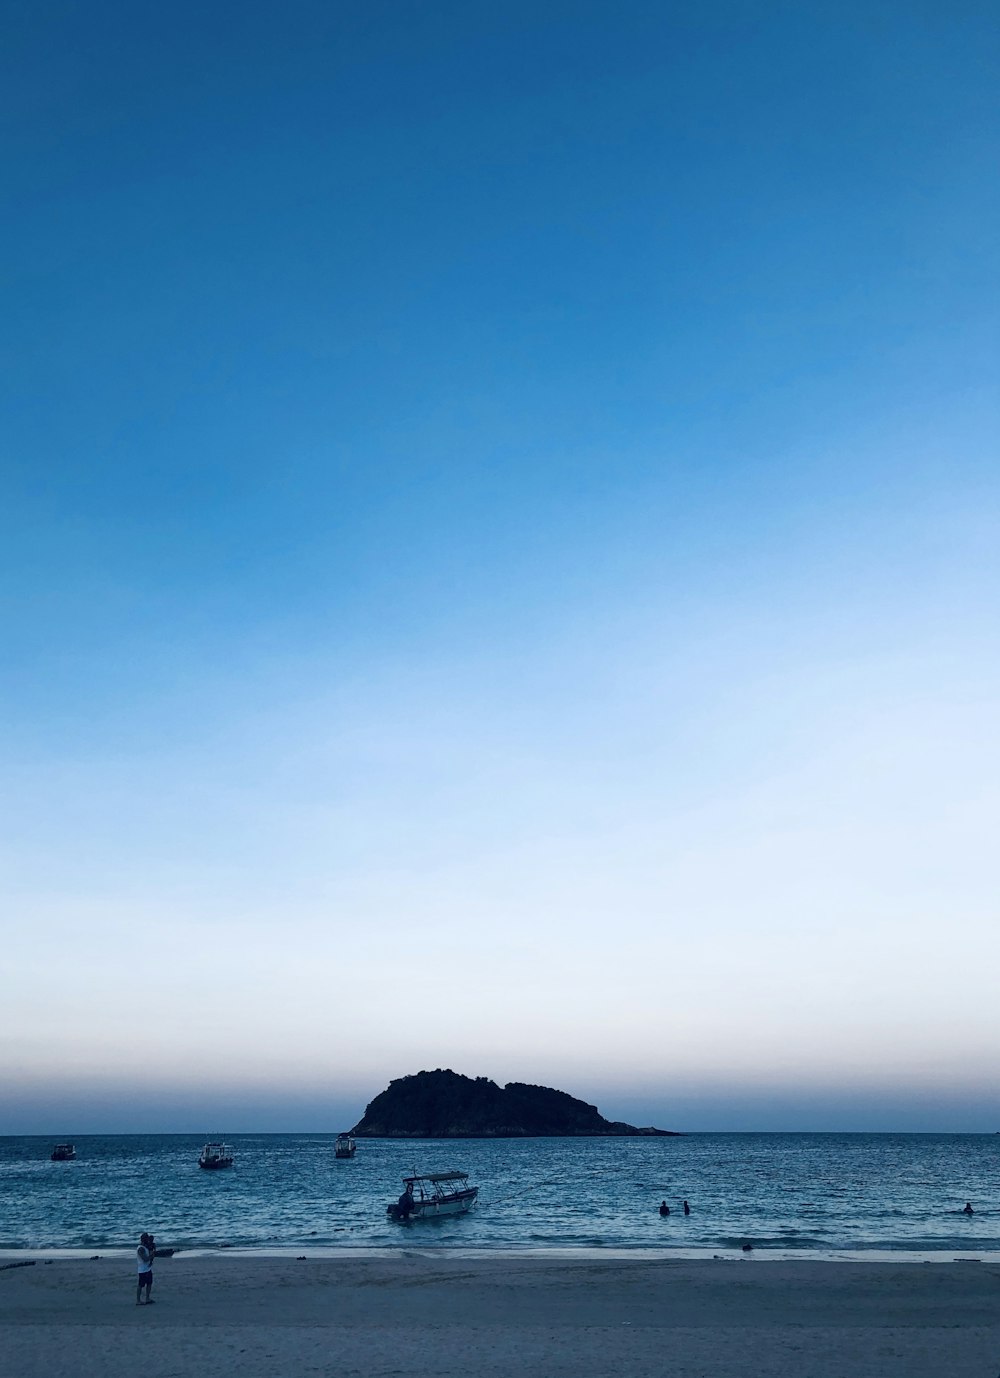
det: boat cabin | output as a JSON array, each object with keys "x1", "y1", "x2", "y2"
[{"x1": 334, "y1": 1133, "x2": 356, "y2": 1158}]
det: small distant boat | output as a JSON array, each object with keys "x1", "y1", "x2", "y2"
[
  {"x1": 198, "y1": 1141, "x2": 234, "y2": 1170},
  {"x1": 386, "y1": 1171, "x2": 478, "y2": 1222},
  {"x1": 50, "y1": 1144, "x2": 75, "y2": 1161},
  {"x1": 334, "y1": 1133, "x2": 357, "y2": 1159}
]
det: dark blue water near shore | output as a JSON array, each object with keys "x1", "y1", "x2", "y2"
[{"x1": 2, "y1": 1134, "x2": 997, "y2": 1255}]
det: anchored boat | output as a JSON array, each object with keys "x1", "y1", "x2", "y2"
[
  {"x1": 334, "y1": 1133, "x2": 356, "y2": 1159},
  {"x1": 50, "y1": 1143, "x2": 75, "y2": 1161},
  {"x1": 198, "y1": 1141, "x2": 234, "y2": 1170},
  {"x1": 386, "y1": 1171, "x2": 478, "y2": 1222}
]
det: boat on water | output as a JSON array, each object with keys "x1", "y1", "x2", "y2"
[
  {"x1": 386, "y1": 1171, "x2": 478, "y2": 1222},
  {"x1": 50, "y1": 1143, "x2": 75, "y2": 1161},
  {"x1": 334, "y1": 1133, "x2": 356, "y2": 1159},
  {"x1": 198, "y1": 1141, "x2": 234, "y2": 1170}
]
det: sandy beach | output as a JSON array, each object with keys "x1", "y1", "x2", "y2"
[{"x1": 2, "y1": 1253, "x2": 998, "y2": 1377}]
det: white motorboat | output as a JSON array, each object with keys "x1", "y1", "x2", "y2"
[
  {"x1": 387, "y1": 1171, "x2": 478, "y2": 1222},
  {"x1": 334, "y1": 1133, "x2": 357, "y2": 1159}
]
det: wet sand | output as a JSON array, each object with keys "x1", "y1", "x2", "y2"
[{"x1": 2, "y1": 1253, "x2": 999, "y2": 1377}]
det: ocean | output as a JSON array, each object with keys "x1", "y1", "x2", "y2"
[{"x1": 2, "y1": 1133, "x2": 997, "y2": 1258}]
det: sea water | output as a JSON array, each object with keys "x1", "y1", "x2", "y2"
[{"x1": 1, "y1": 1133, "x2": 997, "y2": 1257}]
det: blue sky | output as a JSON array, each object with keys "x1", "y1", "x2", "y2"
[{"x1": 2, "y1": 1, "x2": 998, "y2": 1132}]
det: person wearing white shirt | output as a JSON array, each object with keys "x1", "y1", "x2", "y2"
[{"x1": 136, "y1": 1232, "x2": 155, "y2": 1305}]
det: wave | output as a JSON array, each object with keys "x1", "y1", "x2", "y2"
[{"x1": 715, "y1": 1234, "x2": 830, "y2": 1250}]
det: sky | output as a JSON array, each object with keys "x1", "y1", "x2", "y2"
[{"x1": 1, "y1": 1, "x2": 998, "y2": 1134}]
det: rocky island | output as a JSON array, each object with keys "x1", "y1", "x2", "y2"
[{"x1": 350, "y1": 1068, "x2": 679, "y2": 1137}]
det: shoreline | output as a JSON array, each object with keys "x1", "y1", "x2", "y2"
[{"x1": 4, "y1": 1243, "x2": 1000, "y2": 1263}]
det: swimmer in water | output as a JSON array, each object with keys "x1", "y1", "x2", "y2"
[
  {"x1": 683, "y1": 1200, "x2": 690, "y2": 1215},
  {"x1": 962, "y1": 1202, "x2": 974, "y2": 1215},
  {"x1": 659, "y1": 1201, "x2": 670, "y2": 1217}
]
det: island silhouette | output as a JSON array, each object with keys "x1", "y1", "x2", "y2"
[{"x1": 350, "y1": 1068, "x2": 679, "y2": 1137}]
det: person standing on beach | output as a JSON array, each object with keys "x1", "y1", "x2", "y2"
[{"x1": 136, "y1": 1232, "x2": 155, "y2": 1305}]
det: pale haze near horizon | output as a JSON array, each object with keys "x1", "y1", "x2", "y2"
[{"x1": 2, "y1": 1, "x2": 998, "y2": 1134}]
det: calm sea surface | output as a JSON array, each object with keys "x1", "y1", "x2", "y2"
[{"x1": 1, "y1": 1134, "x2": 997, "y2": 1257}]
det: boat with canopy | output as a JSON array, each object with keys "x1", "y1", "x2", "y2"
[
  {"x1": 198, "y1": 1141, "x2": 234, "y2": 1169},
  {"x1": 386, "y1": 1171, "x2": 478, "y2": 1221}
]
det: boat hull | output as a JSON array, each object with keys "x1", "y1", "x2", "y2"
[{"x1": 198, "y1": 1158, "x2": 233, "y2": 1170}]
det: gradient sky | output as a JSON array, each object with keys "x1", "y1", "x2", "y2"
[{"x1": 2, "y1": 1, "x2": 998, "y2": 1133}]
